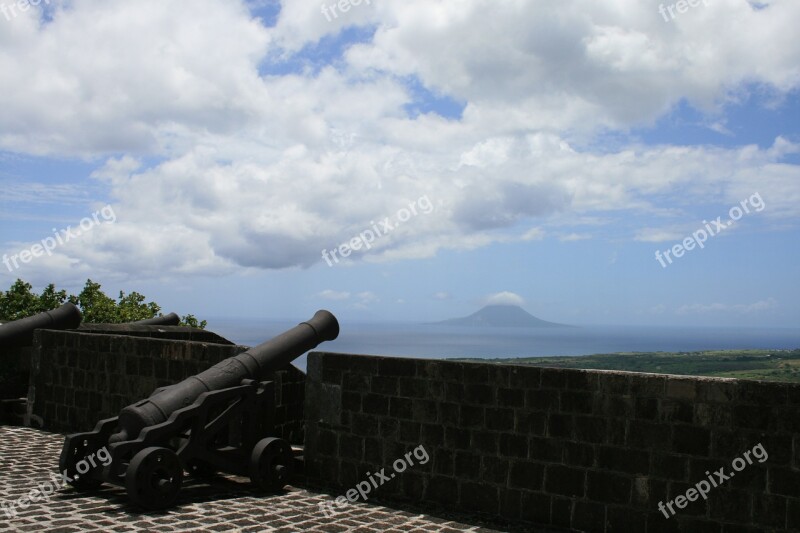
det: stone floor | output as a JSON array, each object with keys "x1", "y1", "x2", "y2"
[{"x1": 0, "y1": 427, "x2": 539, "y2": 533}]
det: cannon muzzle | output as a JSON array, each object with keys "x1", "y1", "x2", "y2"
[
  {"x1": 109, "y1": 310, "x2": 338, "y2": 443},
  {"x1": 130, "y1": 313, "x2": 180, "y2": 326},
  {"x1": 0, "y1": 302, "x2": 82, "y2": 349}
]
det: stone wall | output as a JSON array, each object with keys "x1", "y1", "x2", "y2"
[
  {"x1": 304, "y1": 352, "x2": 800, "y2": 532},
  {"x1": 27, "y1": 327, "x2": 306, "y2": 443}
]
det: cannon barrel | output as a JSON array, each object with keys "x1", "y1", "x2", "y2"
[
  {"x1": 131, "y1": 313, "x2": 180, "y2": 326},
  {"x1": 110, "y1": 310, "x2": 338, "y2": 443},
  {"x1": 0, "y1": 302, "x2": 82, "y2": 349}
]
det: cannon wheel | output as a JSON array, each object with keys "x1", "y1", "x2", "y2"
[
  {"x1": 59, "y1": 438, "x2": 104, "y2": 490},
  {"x1": 125, "y1": 447, "x2": 183, "y2": 510},
  {"x1": 249, "y1": 437, "x2": 293, "y2": 491},
  {"x1": 186, "y1": 459, "x2": 217, "y2": 479}
]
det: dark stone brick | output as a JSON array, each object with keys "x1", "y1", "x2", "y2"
[
  {"x1": 454, "y1": 451, "x2": 480, "y2": 479},
  {"x1": 421, "y1": 424, "x2": 444, "y2": 447},
  {"x1": 597, "y1": 446, "x2": 650, "y2": 475},
  {"x1": 540, "y1": 369, "x2": 567, "y2": 389},
  {"x1": 508, "y1": 460, "x2": 543, "y2": 490},
  {"x1": 351, "y1": 413, "x2": 380, "y2": 437},
  {"x1": 364, "y1": 438, "x2": 382, "y2": 464},
  {"x1": 437, "y1": 361, "x2": 464, "y2": 382},
  {"x1": 481, "y1": 456, "x2": 509, "y2": 484},
  {"x1": 497, "y1": 388, "x2": 525, "y2": 407},
  {"x1": 438, "y1": 402, "x2": 460, "y2": 425},
  {"x1": 563, "y1": 442, "x2": 594, "y2": 467},
  {"x1": 500, "y1": 433, "x2": 528, "y2": 458},
  {"x1": 509, "y1": 366, "x2": 541, "y2": 389},
  {"x1": 520, "y1": 491, "x2": 551, "y2": 525},
  {"x1": 399, "y1": 421, "x2": 421, "y2": 443},
  {"x1": 460, "y1": 482, "x2": 498, "y2": 514},
  {"x1": 733, "y1": 405, "x2": 773, "y2": 431},
  {"x1": 673, "y1": 426, "x2": 710, "y2": 456},
  {"x1": 433, "y1": 448, "x2": 454, "y2": 476},
  {"x1": 769, "y1": 467, "x2": 800, "y2": 497},
  {"x1": 464, "y1": 383, "x2": 495, "y2": 405},
  {"x1": 574, "y1": 415, "x2": 606, "y2": 444},
  {"x1": 672, "y1": 518, "x2": 720, "y2": 533},
  {"x1": 412, "y1": 399, "x2": 438, "y2": 423},
  {"x1": 377, "y1": 357, "x2": 417, "y2": 377},
  {"x1": 739, "y1": 381, "x2": 787, "y2": 405},
  {"x1": 627, "y1": 420, "x2": 672, "y2": 450},
  {"x1": 652, "y1": 454, "x2": 688, "y2": 481},
  {"x1": 470, "y1": 430, "x2": 497, "y2": 455},
  {"x1": 752, "y1": 494, "x2": 787, "y2": 528},
  {"x1": 666, "y1": 378, "x2": 697, "y2": 401},
  {"x1": 425, "y1": 475, "x2": 458, "y2": 505},
  {"x1": 551, "y1": 497, "x2": 572, "y2": 529},
  {"x1": 463, "y1": 364, "x2": 488, "y2": 383},
  {"x1": 362, "y1": 394, "x2": 389, "y2": 416},
  {"x1": 571, "y1": 500, "x2": 606, "y2": 532},
  {"x1": 526, "y1": 388, "x2": 560, "y2": 411},
  {"x1": 708, "y1": 488, "x2": 752, "y2": 523},
  {"x1": 398, "y1": 378, "x2": 428, "y2": 398},
  {"x1": 459, "y1": 405, "x2": 484, "y2": 428},
  {"x1": 499, "y1": 488, "x2": 521, "y2": 521},
  {"x1": 389, "y1": 397, "x2": 412, "y2": 419},
  {"x1": 445, "y1": 382, "x2": 465, "y2": 403},
  {"x1": 607, "y1": 506, "x2": 646, "y2": 532},
  {"x1": 516, "y1": 411, "x2": 547, "y2": 435},
  {"x1": 693, "y1": 403, "x2": 733, "y2": 428},
  {"x1": 342, "y1": 391, "x2": 362, "y2": 413},
  {"x1": 788, "y1": 499, "x2": 800, "y2": 530},
  {"x1": 587, "y1": 470, "x2": 631, "y2": 505},
  {"x1": 339, "y1": 434, "x2": 363, "y2": 461},
  {"x1": 343, "y1": 373, "x2": 370, "y2": 392},
  {"x1": 594, "y1": 394, "x2": 633, "y2": 418},
  {"x1": 599, "y1": 373, "x2": 631, "y2": 395},
  {"x1": 566, "y1": 370, "x2": 596, "y2": 391},
  {"x1": 660, "y1": 399, "x2": 694, "y2": 424},
  {"x1": 485, "y1": 408, "x2": 514, "y2": 431},
  {"x1": 445, "y1": 427, "x2": 471, "y2": 450},
  {"x1": 545, "y1": 465, "x2": 585, "y2": 497},
  {"x1": 560, "y1": 391, "x2": 593, "y2": 414},
  {"x1": 548, "y1": 413, "x2": 573, "y2": 439},
  {"x1": 379, "y1": 419, "x2": 399, "y2": 439},
  {"x1": 635, "y1": 397, "x2": 659, "y2": 420},
  {"x1": 529, "y1": 436, "x2": 563, "y2": 462}
]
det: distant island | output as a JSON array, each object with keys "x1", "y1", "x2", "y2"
[{"x1": 433, "y1": 304, "x2": 571, "y2": 328}]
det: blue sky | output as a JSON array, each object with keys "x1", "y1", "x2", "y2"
[{"x1": 0, "y1": 0, "x2": 798, "y2": 328}]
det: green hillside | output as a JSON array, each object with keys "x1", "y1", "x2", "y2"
[{"x1": 453, "y1": 349, "x2": 800, "y2": 383}]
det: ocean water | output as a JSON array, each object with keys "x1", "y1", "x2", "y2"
[{"x1": 206, "y1": 318, "x2": 800, "y2": 372}]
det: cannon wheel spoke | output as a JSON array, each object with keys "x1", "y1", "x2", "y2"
[
  {"x1": 249, "y1": 437, "x2": 293, "y2": 491},
  {"x1": 125, "y1": 447, "x2": 183, "y2": 510}
]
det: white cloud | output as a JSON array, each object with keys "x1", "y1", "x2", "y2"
[
  {"x1": 0, "y1": 0, "x2": 798, "y2": 280},
  {"x1": 483, "y1": 291, "x2": 525, "y2": 307},
  {"x1": 318, "y1": 290, "x2": 350, "y2": 301},
  {"x1": 433, "y1": 291, "x2": 451, "y2": 300},
  {"x1": 676, "y1": 298, "x2": 778, "y2": 314},
  {"x1": 559, "y1": 233, "x2": 591, "y2": 242}
]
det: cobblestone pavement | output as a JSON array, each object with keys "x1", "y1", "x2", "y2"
[{"x1": 0, "y1": 428, "x2": 534, "y2": 533}]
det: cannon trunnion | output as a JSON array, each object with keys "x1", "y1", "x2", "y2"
[{"x1": 59, "y1": 310, "x2": 339, "y2": 510}]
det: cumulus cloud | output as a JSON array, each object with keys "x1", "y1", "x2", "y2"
[
  {"x1": 676, "y1": 298, "x2": 778, "y2": 314},
  {"x1": 318, "y1": 290, "x2": 350, "y2": 301},
  {"x1": 0, "y1": 0, "x2": 798, "y2": 280},
  {"x1": 483, "y1": 291, "x2": 526, "y2": 307}
]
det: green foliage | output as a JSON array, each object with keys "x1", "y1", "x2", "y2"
[{"x1": 0, "y1": 278, "x2": 205, "y2": 329}]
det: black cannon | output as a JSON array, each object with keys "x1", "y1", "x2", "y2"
[
  {"x1": 0, "y1": 303, "x2": 82, "y2": 349},
  {"x1": 59, "y1": 310, "x2": 339, "y2": 510},
  {"x1": 130, "y1": 313, "x2": 180, "y2": 326}
]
